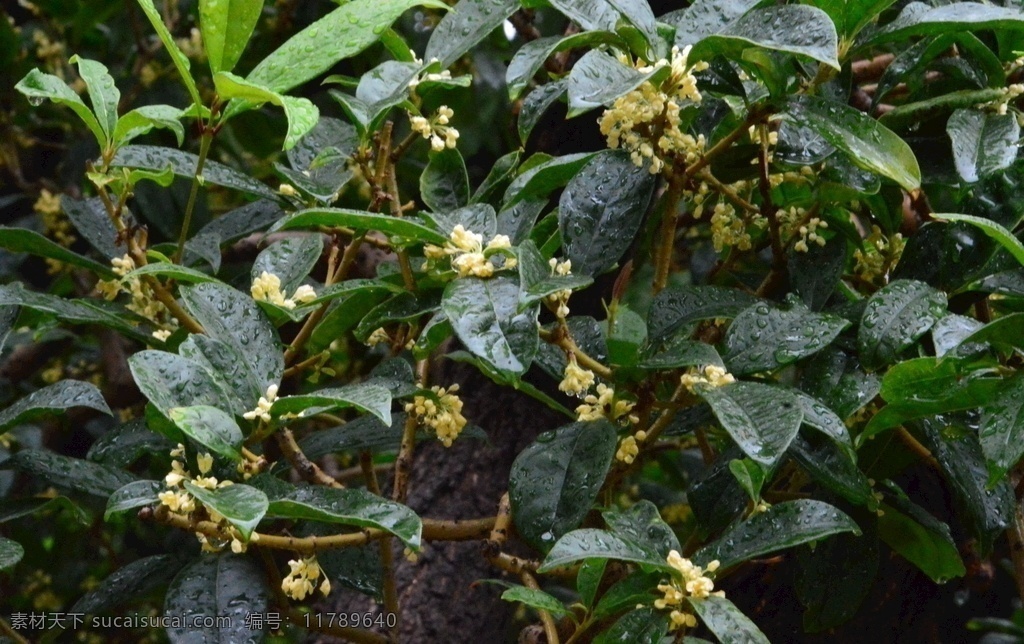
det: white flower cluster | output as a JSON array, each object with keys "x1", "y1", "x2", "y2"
[
  {"x1": 158, "y1": 445, "x2": 240, "y2": 552},
  {"x1": 981, "y1": 83, "x2": 1024, "y2": 116},
  {"x1": 405, "y1": 384, "x2": 468, "y2": 447},
  {"x1": 680, "y1": 365, "x2": 735, "y2": 393},
  {"x1": 576, "y1": 384, "x2": 637, "y2": 425},
  {"x1": 423, "y1": 225, "x2": 516, "y2": 278},
  {"x1": 243, "y1": 384, "x2": 279, "y2": 423},
  {"x1": 599, "y1": 46, "x2": 710, "y2": 174},
  {"x1": 615, "y1": 430, "x2": 648, "y2": 464},
  {"x1": 545, "y1": 257, "x2": 573, "y2": 318},
  {"x1": 281, "y1": 555, "x2": 330, "y2": 601},
  {"x1": 410, "y1": 105, "x2": 460, "y2": 152},
  {"x1": 558, "y1": 358, "x2": 595, "y2": 397},
  {"x1": 655, "y1": 550, "x2": 723, "y2": 631},
  {"x1": 95, "y1": 254, "x2": 178, "y2": 340},
  {"x1": 251, "y1": 271, "x2": 317, "y2": 310}
]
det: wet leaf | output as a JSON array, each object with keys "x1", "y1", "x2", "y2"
[
  {"x1": 0, "y1": 537, "x2": 24, "y2": 571},
  {"x1": 947, "y1": 109, "x2": 1019, "y2": 183},
  {"x1": 0, "y1": 380, "x2": 111, "y2": 436},
  {"x1": 500, "y1": 586, "x2": 571, "y2": 619},
  {"x1": 163, "y1": 554, "x2": 269, "y2": 643},
  {"x1": 113, "y1": 145, "x2": 278, "y2": 200},
  {"x1": 723, "y1": 302, "x2": 849, "y2": 375},
  {"x1": 421, "y1": 148, "x2": 470, "y2": 213},
  {"x1": 168, "y1": 406, "x2": 244, "y2": 460},
  {"x1": 10, "y1": 450, "x2": 136, "y2": 497},
  {"x1": 690, "y1": 596, "x2": 771, "y2": 644},
  {"x1": 105, "y1": 480, "x2": 162, "y2": 520},
  {"x1": 699, "y1": 382, "x2": 803, "y2": 467},
  {"x1": 857, "y1": 279, "x2": 946, "y2": 370},
  {"x1": 425, "y1": 0, "x2": 519, "y2": 67},
  {"x1": 184, "y1": 481, "x2": 268, "y2": 541},
  {"x1": 72, "y1": 554, "x2": 179, "y2": 615},
  {"x1": 199, "y1": 0, "x2": 263, "y2": 73}
]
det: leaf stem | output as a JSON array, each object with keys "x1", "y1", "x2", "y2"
[
  {"x1": 173, "y1": 126, "x2": 214, "y2": 264},
  {"x1": 393, "y1": 359, "x2": 429, "y2": 504}
]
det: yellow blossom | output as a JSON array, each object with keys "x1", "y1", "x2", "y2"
[
  {"x1": 405, "y1": 384, "x2": 468, "y2": 447},
  {"x1": 576, "y1": 384, "x2": 637, "y2": 425},
  {"x1": 559, "y1": 359, "x2": 595, "y2": 397},
  {"x1": 409, "y1": 105, "x2": 460, "y2": 151},
  {"x1": 615, "y1": 435, "x2": 639, "y2": 464},
  {"x1": 251, "y1": 271, "x2": 317, "y2": 309},
  {"x1": 243, "y1": 384, "x2": 279, "y2": 423},
  {"x1": 655, "y1": 550, "x2": 724, "y2": 631},
  {"x1": 680, "y1": 365, "x2": 735, "y2": 393},
  {"x1": 281, "y1": 556, "x2": 329, "y2": 601}
]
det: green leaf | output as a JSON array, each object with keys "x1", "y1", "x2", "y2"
[
  {"x1": 866, "y1": 3, "x2": 1024, "y2": 48},
  {"x1": 730, "y1": 458, "x2": 767, "y2": 502},
  {"x1": 691, "y1": 5, "x2": 840, "y2": 71},
  {"x1": 15, "y1": 68, "x2": 106, "y2": 148},
  {"x1": 180, "y1": 282, "x2": 284, "y2": 394},
  {"x1": 793, "y1": 391, "x2": 852, "y2": 448},
  {"x1": 861, "y1": 358, "x2": 1001, "y2": 443},
  {"x1": 504, "y1": 152, "x2": 599, "y2": 210},
  {"x1": 184, "y1": 481, "x2": 268, "y2": 541},
  {"x1": 0, "y1": 380, "x2": 111, "y2": 435},
  {"x1": 590, "y1": 570, "x2": 661, "y2": 621},
  {"x1": 473, "y1": 151, "x2": 521, "y2": 205},
  {"x1": 0, "y1": 537, "x2": 24, "y2": 571},
  {"x1": 507, "y1": 33, "x2": 623, "y2": 100},
  {"x1": 69, "y1": 56, "x2": 119, "y2": 143},
  {"x1": 916, "y1": 417, "x2": 1013, "y2": 553},
  {"x1": 699, "y1": 382, "x2": 803, "y2": 467},
  {"x1": 266, "y1": 486, "x2": 422, "y2": 548},
  {"x1": 639, "y1": 337, "x2": 724, "y2": 371},
  {"x1": 72, "y1": 555, "x2": 179, "y2": 616},
  {"x1": 273, "y1": 208, "x2": 448, "y2": 245},
  {"x1": 786, "y1": 95, "x2": 921, "y2": 191},
  {"x1": 566, "y1": 50, "x2": 662, "y2": 117},
  {"x1": 796, "y1": 530, "x2": 878, "y2": 632},
  {"x1": 690, "y1": 595, "x2": 771, "y2": 644},
  {"x1": 789, "y1": 235, "x2": 846, "y2": 311},
  {"x1": 113, "y1": 145, "x2": 279, "y2": 200},
  {"x1": 105, "y1": 480, "x2": 162, "y2": 520},
  {"x1": 61, "y1": 195, "x2": 122, "y2": 258},
  {"x1": 980, "y1": 375, "x2": 1024, "y2": 485},
  {"x1": 0, "y1": 496, "x2": 89, "y2": 524},
  {"x1": 947, "y1": 109, "x2": 1020, "y2": 183},
  {"x1": 501, "y1": 586, "x2": 572, "y2": 619},
  {"x1": 949, "y1": 313, "x2": 1024, "y2": 355},
  {"x1": 559, "y1": 150, "x2": 655, "y2": 276},
  {"x1": 576, "y1": 559, "x2": 607, "y2": 609},
  {"x1": 594, "y1": 607, "x2": 668, "y2": 644},
  {"x1": 251, "y1": 234, "x2": 323, "y2": 295},
  {"x1": 0, "y1": 226, "x2": 115, "y2": 276},
  {"x1": 124, "y1": 262, "x2": 219, "y2": 285},
  {"x1": 200, "y1": 0, "x2": 263, "y2": 73},
  {"x1": 0, "y1": 284, "x2": 152, "y2": 344},
  {"x1": 857, "y1": 279, "x2": 946, "y2": 370},
  {"x1": 424, "y1": 0, "x2": 520, "y2": 67},
  {"x1": 168, "y1": 406, "x2": 244, "y2": 460},
  {"x1": 114, "y1": 104, "x2": 185, "y2": 147},
  {"x1": 519, "y1": 80, "x2": 567, "y2": 144},
  {"x1": 421, "y1": 148, "x2": 470, "y2": 213},
  {"x1": 164, "y1": 554, "x2": 269, "y2": 642},
  {"x1": 441, "y1": 276, "x2": 539, "y2": 376},
  {"x1": 135, "y1": 0, "x2": 203, "y2": 108},
  {"x1": 548, "y1": 0, "x2": 619, "y2": 33},
  {"x1": 604, "y1": 501, "x2": 681, "y2": 556},
  {"x1": 648, "y1": 286, "x2": 759, "y2": 344},
  {"x1": 607, "y1": 0, "x2": 659, "y2": 59},
  {"x1": 538, "y1": 528, "x2": 667, "y2": 572},
  {"x1": 877, "y1": 486, "x2": 965, "y2": 583},
  {"x1": 246, "y1": 0, "x2": 447, "y2": 94},
  {"x1": 213, "y1": 72, "x2": 320, "y2": 149},
  {"x1": 509, "y1": 420, "x2": 617, "y2": 551},
  {"x1": 934, "y1": 213, "x2": 1024, "y2": 266},
  {"x1": 723, "y1": 302, "x2": 849, "y2": 375},
  {"x1": 272, "y1": 382, "x2": 393, "y2": 426},
  {"x1": 808, "y1": 0, "x2": 896, "y2": 39},
  {"x1": 299, "y1": 413, "x2": 406, "y2": 459},
  {"x1": 694, "y1": 500, "x2": 860, "y2": 569},
  {"x1": 790, "y1": 435, "x2": 874, "y2": 507},
  {"x1": 10, "y1": 450, "x2": 136, "y2": 497}
]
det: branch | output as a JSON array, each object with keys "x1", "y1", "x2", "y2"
[{"x1": 275, "y1": 427, "x2": 343, "y2": 488}]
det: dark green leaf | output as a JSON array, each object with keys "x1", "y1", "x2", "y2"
[
  {"x1": 0, "y1": 496, "x2": 89, "y2": 524},
  {"x1": 15, "y1": 68, "x2": 106, "y2": 147},
  {"x1": 251, "y1": 234, "x2": 323, "y2": 295},
  {"x1": 421, "y1": 148, "x2": 470, "y2": 213},
  {"x1": 105, "y1": 480, "x2": 162, "y2": 520},
  {"x1": 163, "y1": 554, "x2": 269, "y2": 643},
  {"x1": 267, "y1": 486, "x2": 422, "y2": 548},
  {"x1": 519, "y1": 80, "x2": 567, "y2": 144},
  {"x1": 299, "y1": 413, "x2": 406, "y2": 459},
  {"x1": 0, "y1": 283, "x2": 151, "y2": 343},
  {"x1": 665, "y1": 0, "x2": 763, "y2": 47},
  {"x1": 858, "y1": 279, "x2": 946, "y2": 370},
  {"x1": 789, "y1": 235, "x2": 846, "y2": 310},
  {"x1": 507, "y1": 33, "x2": 623, "y2": 100},
  {"x1": 648, "y1": 286, "x2": 759, "y2": 344},
  {"x1": 559, "y1": 150, "x2": 655, "y2": 276},
  {"x1": 699, "y1": 382, "x2": 803, "y2": 467},
  {"x1": 566, "y1": 50, "x2": 661, "y2": 117},
  {"x1": 503, "y1": 152, "x2": 597, "y2": 208},
  {"x1": 690, "y1": 596, "x2": 770, "y2": 644},
  {"x1": 723, "y1": 302, "x2": 849, "y2": 375},
  {"x1": 136, "y1": 0, "x2": 202, "y2": 107},
  {"x1": 932, "y1": 314, "x2": 985, "y2": 359},
  {"x1": 691, "y1": 5, "x2": 840, "y2": 71},
  {"x1": 0, "y1": 226, "x2": 114, "y2": 276},
  {"x1": 128, "y1": 350, "x2": 234, "y2": 416},
  {"x1": 10, "y1": 450, "x2": 136, "y2": 497},
  {"x1": 113, "y1": 145, "x2": 278, "y2": 200},
  {"x1": 0, "y1": 380, "x2": 110, "y2": 435},
  {"x1": 947, "y1": 109, "x2": 1020, "y2": 183},
  {"x1": 548, "y1": 0, "x2": 620, "y2": 34},
  {"x1": 509, "y1": 420, "x2": 617, "y2": 551},
  {"x1": 517, "y1": 240, "x2": 593, "y2": 309},
  {"x1": 866, "y1": 3, "x2": 1024, "y2": 48},
  {"x1": 184, "y1": 481, "x2": 268, "y2": 541},
  {"x1": 168, "y1": 406, "x2": 244, "y2": 460},
  {"x1": 980, "y1": 375, "x2": 1024, "y2": 485},
  {"x1": 694, "y1": 500, "x2": 860, "y2": 569},
  {"x1": 538, "y1": 528, "x2": 667, "y2": 572},
  {"x1": 787, "y1": 95, "x2": 921, "y2": 191},
  {"x1": 877, "y1": 485, "x2": 965, "y2": 582},
  {"x1": 796, "y1": 530, "x2": 878, "y2": 632},
  {"x1": 175, "y1": 336, "x2": 255, "y2": 416},
  {"x1": 590, "y1": 571, "x2": 661, "y2": 621},
  {"x1": 72, "y1": 555, "x2": 179, "y2": 615},
  {"x1": 576, "y1": 559, "x2": 607, "y2": 609},
  {"x1": 594, "y1": 607, "x2": 669, "y2": 644},
  {"x1": 934, "y1": 213, "x2": 1024, "y2": 266},
  {"x1": 181, "y1": 282, "x2": 283, "y2": 394},
  {"x1": 809, "y1": 0, "x2": 896, "y2": 39},
  {"x1": 605, "y1": 501, "x2": 681, "y2": 556},
  {"x1": 639, "y1": 337, "x2": 724, "y2": 371},
  {"x1": 272, "y1": 382, "x2": 393, "y2": 426},
  {"x1": 424, "y1": 0, "x2": 519, "y2": 67},
  {"x1": 441, "y1": 276, "x2": 539, "y2": 376},
  {"x1": 790, "y1": 435, "x2": 874, "y2": 506}
]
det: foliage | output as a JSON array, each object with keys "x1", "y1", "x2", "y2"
[{"x1": 3, "y1": 0, "x2": 1024, "y2": 641}]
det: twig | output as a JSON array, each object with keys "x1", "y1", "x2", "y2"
[
  {"x1": 521, "y1": 571, "x2": 560, "y2": 644},
  {"x1": 363, "y1": 452, "x2": 400, "y2": 638},
  {"x1": 276, "y1": 427, "x2": 343, "y2": 488}
]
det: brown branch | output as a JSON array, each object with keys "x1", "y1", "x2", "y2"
[{"x1": 275, "y1": 427, "x2": 343, "y2": 488}]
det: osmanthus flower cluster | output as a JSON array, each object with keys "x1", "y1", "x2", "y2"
[
  {"x1": 853, "y1": 224, "x2": 906, "y2": 285},
  {"x1": 405, "y1": 384, "x2": 468, "y2": 447},
  {"x1": 409, "y1": 105, "x2": 460, "y2": 152},
  {"x1": 599, "y1": 46, "x2": 710, "y2": 174},
  {"x1": 655, "y1": 550, "x2": 723, "y2": 631},
  {"x1": 250, "y1": 271, "x2": 317, "y2": 309},
  {"x1": 546, "y1": 258, "x2": 574, "y2": 319},
  {"x1": 680, "y1": 365, "x2": 736, "y2": 393},
  {"x1": 95, "y1": 254, "x2": 177, "y2": 340},
  {"x1": 423, "y1": 224, "x2": 516, "y2": 278},
  {"x1": 281, "y1": 555, "x2": 330, "y2": 601}
]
